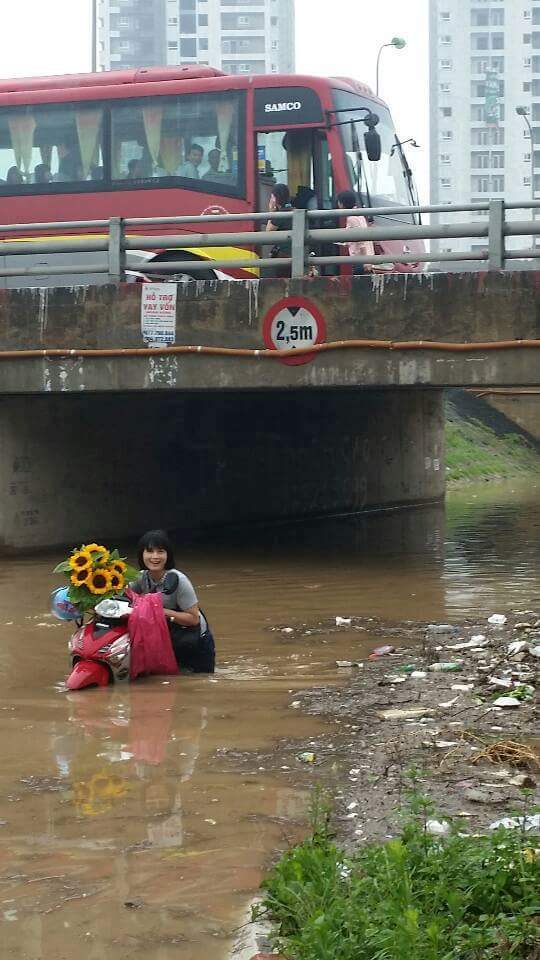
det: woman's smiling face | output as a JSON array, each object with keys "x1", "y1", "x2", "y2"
[{"x1": 143, "y1": 545, "x2": 168, "y2": 578}]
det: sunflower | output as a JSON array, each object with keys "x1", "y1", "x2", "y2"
[
  {"x1": 70, "y1": 567, "x2": 91, "y2": 587},
  {"x1": 83, "y1": 543, "x2": 110, "y2": 563},
  {"x1": 109, "y1": 571, "x2": 125, "y2": 592},
  {"x1": 87, "y1": 568, "x2": 113, "y2": 595},
  {"x1": 110, "y1": 560, "x2": 127, "y2": 576},
  {"x1": 68, "y1": 549, "x2": 93, "y2": 572}
]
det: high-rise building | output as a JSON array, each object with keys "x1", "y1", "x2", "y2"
[
  {"x1": 429, "y1": 0, "x2": 539, "y2": 255},
  {"x1": 96, "y1": 0, "x2": 295, "y2": 77}
]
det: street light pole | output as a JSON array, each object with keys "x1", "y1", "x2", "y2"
[
  {"x1": 516, "y1": 106, "x2": 535, "y2": 248},
  {"x1": 376, "y1": 37, "x2": 406, "y2": 97},
  {"x1": 91, "y1": 0, "x2": 97, "y2": 72}
]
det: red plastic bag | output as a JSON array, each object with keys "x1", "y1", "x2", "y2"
[{"x1": 127, "y1": 591, "x2": 179, "y2": 680}]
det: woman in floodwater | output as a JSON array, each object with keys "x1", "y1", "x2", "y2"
[{"x1": 130, "y1": 529, "x2": 215, "y2": 673}]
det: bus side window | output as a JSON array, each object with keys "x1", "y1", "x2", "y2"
[
  {"x1": 0, "y1": 104, "x2": 105, "y2": 189},
  {"x1": 256, "y1": 129, "x2": 316, "y2": 213}
]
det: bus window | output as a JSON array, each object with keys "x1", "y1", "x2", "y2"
[
  {"x1": 0, "y1": 104, "x2": 104, "y2": 190},
  {"x1": 110, "y1": 91, "x2": 244, "y2": 195},
  {"x1": 257, "y1": 129, "x2": 335, "y2": 213},
  {"x1": 257, "y1": 129, "x2": 318, "y2": 210}
]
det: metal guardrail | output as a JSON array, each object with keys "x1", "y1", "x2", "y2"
[{"x1": 1, "y1": 199, "x2": 540, "y2": 281}]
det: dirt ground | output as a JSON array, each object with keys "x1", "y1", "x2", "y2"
[
  {"x1": 228, "y1": 611, "x2": 539, "y2": 850},
  {"x1": 228, "y1": 611, "x2": 539, "y2": 958}
]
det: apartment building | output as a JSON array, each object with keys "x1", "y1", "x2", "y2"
[
  {"x1": 429, "y1": 0, "x2": 540, "y2": 254},
  {"x1": 96, "y1": 0, "x2": 295, "y2": 76}
]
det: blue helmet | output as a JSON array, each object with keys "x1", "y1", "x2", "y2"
[{"x1": 51, "y1": 587, "x2": 81, "y2": 622}]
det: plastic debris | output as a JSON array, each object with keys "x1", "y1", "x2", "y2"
[
  {"x1": 335, "y1": 616, "x2": 352, "y2": 626},
  {"x1": 448, "y1": 637, "x2": 490, "y2": 651},
  {"x1": 369, "y1": 645, "x2": 395, "y2": 658},
  {"x1": 451, "y1": 683, "x2": 474, "y2": 691},
  {"x1": 290, "y1": 701, "x2": 301, "y2": 708},
  {"x1": 410, "y1": 671, "x2": 428, "y2": 679},
  {"x1": 298, "y1": 752, "x2": 316, "y2": 763},
  {"x1": 492, "y1": 696, "x2": 521, "y2": 708},
  {"x1": 508, "y1": 774, "x2": 537, "y2": 789},
  {"x1": 434, "y1": 740, "x2": 459, "y2": 748},
  {"x1": 508, "y1": 640, "x2": 529, "y2": 655},
  {"x1": 281, "y1": 627, "x2": 293, "y2": 634},
  {"x1": 428, "y1": 662, "x2": 464, "y2": 673},
  {"x1": 386, "y1": 675, "x2": 407, "y2": 684},
  {"x1": 336, "y1": 660, "x2": 363, "y2": 669},
  {"x1": 397, "y1": 665, "x2": 416, "y2": 674},
  {"x1": 489, "y1": 815, "x2": 540, "y2": 832},
  {"x1": 529, "y1": 645, "x2": 540, "y2": 658},
  {"x1": 488, "y1": 677, "x2": 514, "y2": 690},
  {"x1": 426, "y1": 820, "x2": 450, "y2": 837},
  {"x1": 427, "y1": 624, "x2": 459, "y2": 634},
  {"x1": 377, "y1": 707, "x2": 428, "y2": 721},
  {"x1": 438, "y1": 696, "x2": 459, "y2": 708},
  {"x1": 487, "y1": 614, "x2": 507, "y2": 626}
]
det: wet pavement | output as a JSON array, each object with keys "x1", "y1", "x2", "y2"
[{"x1": 0, "y1": 481, "x2": 539, "y2": 959}]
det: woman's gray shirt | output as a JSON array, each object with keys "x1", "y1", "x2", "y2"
[{"x1": 130, "y1": 569, "x2": 207, "y2": 632}]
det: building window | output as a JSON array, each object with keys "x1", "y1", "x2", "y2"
[
  {"x1": 271, "y1": 16, "x2": 277, "y2": 24},
  {"x1": 524, "y1": 33, "x2": 532, "y2": 43},
  {"x1": 440, "y1": 11, "x2": 450, "y2": 20},
  {"x1": 491, "y1": 152, "x2": 505, "y2": 168},
  {"x1": 440, "y1": 106, "x2": 452, "y2": 117},
  {"x1": 441, "y1": 130, "x2": 453, "y2": 140},
  {"x1": 525, "y1": 9, "x2": 531, "y2": 19},
  {"x1": 180, "y1": 14, "x2": 196, "y2": 32},
  {"x1": 180, "y1": 38, "x2": 197, "y2": 56},
  {"x1": 491, "y1": 33, "x2": 504, "y2": 49},
  {"x1": 440, "y1": 153, "x2": 451, "y2": 164},
  {"x1": 491, "y1": 175, "x2": 504, "y2": 192},
  {"x1": 199, "y1": 37, "x2": 208, "y2": 49},
  {"x1": 471, "y1": 175, "x2": 490, "y2": 192},
  {"x1": 525, "y1": 152, "x2": 532, "y2": 162},
  {"x1": 471, "y1": 33, "x2": 489, "y2": 50},
  {"x1": 198, "y1": 14, "x2": 208, "y2": 25},
  {"x1": 440, "y1": 35, "x2": 452, "y2": 44},
  {"x1": 471, "y1": 9, "x2": 489, "y2": 26},
  {"x1": 490, "y1": 9, "x2": 504, "y2": 26},
  {"x1": 440, "y1": 82, "x2": 451, "y2": 92},
  {"x1": 524, "y1": 56, "x2": 532, "y2": 67},
  {"x1": 168, "y1": 17, "x2": 178, "y2": 25},
  {"x1": 471, "y1": 152, "x2": 490, "y2": 169},
  {"x1": 168, "y1": 41, "x2": 178, "y2": 49},
  {"x1": 524, "y1": 81, "x2": 532, "y2": 91},
  {"x1": 524, "y1": 176, "x2": 532, "y2": 186},
  {"x1": 440, "y1": 59, "x2": 452, "y2": 69},
  {"x1": 271, "y1": 39, "x2": 278, "y2": 49},
  {"x1": 440, "y1": 178, "x2": 451, "y2": 187}
]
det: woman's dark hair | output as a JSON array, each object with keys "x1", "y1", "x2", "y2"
[
  {"x1": 271, "y1": 182, "x2": 291, "y2": 208},
  {"x1": 137, "y1": 529, "x2": 176, "y2": 570},
  {"x1": 337, "y1": 189, "x2": 358, "y2": 210}
]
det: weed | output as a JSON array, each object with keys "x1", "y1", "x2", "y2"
[{"x1": 261, "y1": 784, "x2": 540, "y2": 960}]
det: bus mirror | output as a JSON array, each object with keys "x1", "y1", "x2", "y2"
[{"x1": 364, "y1": 130, "x2": 381, "y2": 162}]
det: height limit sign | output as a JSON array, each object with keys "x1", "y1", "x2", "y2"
[{"x1": 262, "y1": 296, "x2": 326, "y2": 366}]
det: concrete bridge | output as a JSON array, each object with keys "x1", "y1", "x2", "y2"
[{"x1": 0, "y1": 272, "x2": 538, "y2": 549}]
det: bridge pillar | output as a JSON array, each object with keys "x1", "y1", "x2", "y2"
[{"x1": 0, "y1": 389, "x2": 444, "y2": 551}]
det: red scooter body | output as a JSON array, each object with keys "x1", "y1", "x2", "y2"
[{"x1": 67, "y1": 617, "x2": 131, "y2": 690}]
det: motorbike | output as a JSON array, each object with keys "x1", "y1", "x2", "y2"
[{"x1": 67, "y1": 598, "x2": 132, "y2": 690}]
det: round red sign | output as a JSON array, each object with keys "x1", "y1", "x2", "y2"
[{"x1": 262, "y1": 296, "x2": 326, "y2": 366}]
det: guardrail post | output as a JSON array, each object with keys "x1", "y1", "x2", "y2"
[
  {"x1": 108, "y1": 217, "x2": 126, "y2": 282},
  {"x1": 290, "y1": 208, "x2": 306, "y2": 278},
  {"x1": 488, "y1": 200, "x2": 504, "y2": 271}
]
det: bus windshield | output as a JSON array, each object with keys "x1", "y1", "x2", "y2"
[{"x1": 332, "y1": 89, "x2": 411, "y2": 208}]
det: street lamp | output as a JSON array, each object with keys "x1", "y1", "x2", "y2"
[
  {"x1": 376, "y1": 37, "x2": 406, "y2": 97},
  {"x1": 516, "y1": 106, "x2": 535, "y2": 248}
]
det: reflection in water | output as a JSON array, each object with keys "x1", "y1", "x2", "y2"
[{"x1": 0, "y1": 483, "x2": 539, "y2": 958}]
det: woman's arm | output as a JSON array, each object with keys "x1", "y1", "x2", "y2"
[
  {"x1": 166, "y1": 603, "x2": 200, "y2": 628},
  {"x1": 266, "y1": 219, "x2": 278, "y2": 232}
]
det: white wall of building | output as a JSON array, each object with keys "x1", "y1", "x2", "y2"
[{"x1": 430, "y1": 0, "x2": 538, "y2": 255}]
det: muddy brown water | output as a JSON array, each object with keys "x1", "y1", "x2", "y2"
[{"x1": 1, "y1": 482, "x2": 539, "y2": 959}]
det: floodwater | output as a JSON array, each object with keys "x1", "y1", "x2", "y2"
[{"x1": 1, "y1": 481, "x2": 539, "y2": 959}]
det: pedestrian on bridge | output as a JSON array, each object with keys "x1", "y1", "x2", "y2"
[{"x1": 337, "y1": 190, "x2": 375, "y2": 275}]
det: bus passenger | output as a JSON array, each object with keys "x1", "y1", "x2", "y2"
[
  {"x1": 336, "y1": 189, "x2": 375, "y2": 274},
  {"x1": 125, "y1": 158, "x2": 144, "y2": 179},
  {"x1": 265, "y1": 183, "x2": 293, "y2": 278},
  {"x1": 202, "y1": 148, "x2": 230, "y2": 183},
  {"x1": 6, "y1": 166, "x2": 24, "y2": 185},
  {"x1": 177, "y1": 143, "x2": 204, "y2": 179},
  {"x1": 55, "y1": 143, "x2": 82, "y2": 182},
  {"x1": 34, "y1": 163, "x2": 51, "y2": 184}
]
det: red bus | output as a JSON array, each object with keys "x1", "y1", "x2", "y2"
[{"x1": 0, "y1": 65, "x2": 422, "y2": 282}]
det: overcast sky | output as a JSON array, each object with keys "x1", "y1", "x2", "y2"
[{"x1": 0, "y1": 0, "x2": 430, "y2": 199}]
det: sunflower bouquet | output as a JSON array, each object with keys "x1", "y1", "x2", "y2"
[{"x1": 53, "y1": 543, "x2": 139, "y2": 614}]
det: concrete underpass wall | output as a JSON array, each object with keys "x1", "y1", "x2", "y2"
[{"x1": 0, "y1": 389, "x2": 444, "y2": 550}]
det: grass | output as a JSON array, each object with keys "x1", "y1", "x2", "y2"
[
  {"x1": 445, "y1": 410, "x2": 540, "y2": 484},
  {"x1": 259, "y1": 787, "x2": 540, "y2": 960}
]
